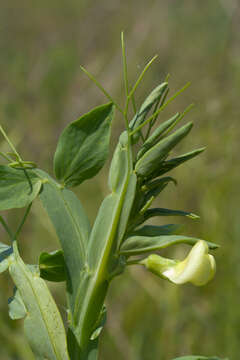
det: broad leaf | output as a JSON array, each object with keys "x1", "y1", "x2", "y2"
[
  {"x1": 9, "y1": 253, "x2": 69, "y2": 360},
  {"x1": 119, "y1": 235, "x2": 219, "y2": 256},
  {"x1": 54, "y1": 102, "x2": 114, "y2": 187},
  {"x1": 135, "y1": 122, "x2": 193, "y2": 178},
  {"x1": 36, "y1": 169, "x2": 91, "y2": 312},
  {"x1": 0, "y1": 242, "x2": 13, "y2": 273},
  {"x1": 0, "y1": 165, "x2": 42, "y2": 210},
  {"x1": 39, "y1": 250, "x2": 66, "y2": 282}
]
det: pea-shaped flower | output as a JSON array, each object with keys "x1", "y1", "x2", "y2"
[{"x1": 141, "y1": 240, "x2": 216, "y2": 286}]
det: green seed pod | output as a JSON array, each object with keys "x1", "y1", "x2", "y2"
[
  {"x1": 130, "y1": 82, "x2": 168, "y2": 143},
  {"x1": 137, "y1": 113, "x2": 180, "y2": 160},
  {"x1": 135, "y1": 122, "x2": 193, "y2": 178}
]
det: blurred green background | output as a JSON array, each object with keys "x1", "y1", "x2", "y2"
[{"x1": 0, "y1": 0, "x2": 239, "y2": 359}]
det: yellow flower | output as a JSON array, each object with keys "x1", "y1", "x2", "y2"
[{"x1": 142, "y1": 240, "x2": 216, "y2": 286}]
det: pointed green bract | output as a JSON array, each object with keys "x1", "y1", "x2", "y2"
[
  {"x1": 153, "y1": 147, "x2": 206, "y2": 177},
  {"x1": 54, "y1": 102, "x2": 114, "y2": 187},
  {"x1": 0, "y1": 165, "x2": 42, "y2": 210},
  {"x1": 39, "y1": 250, "x2": 66, "y2": 282},
  {"x1": 120, "y1": 235, "x2": 218, "y2": 256},
  {"x1": 135, "y1": 122, "x2": 193, "y2": 178},
  {"x1": 143, "y1": 207, "x2": 199, "y2": 220}
]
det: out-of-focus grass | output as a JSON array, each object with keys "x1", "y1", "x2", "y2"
[{"x1": 0, "y1": 1, "x2": 240, "y2": 359}]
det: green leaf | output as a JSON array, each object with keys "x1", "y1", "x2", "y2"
[
  {"x1": 54, "y1": 102, "x2": 114, "y2": 187},
  {"x1": 131, "y1": 207, "x2": 199, "y2": 229},
  {"x1": 39, "y1": 250, "x2": 66, "y2": 282},
  {"x1": 36, "y1": 169, "x2": 91, "y2": 312},
  {"x1": 115, "y1": 173, "x2": 137, "y2": 248},
  {"x1": 151, "y1": 147, "x2": 205, "y2": 178},
  {"x1": 0, "y1": 242, "x2": 13, "y2": 273},
  {"x1": 120, "y1": 234, "x2": 218, "y2": 256},
  {"x1": 135, "y1": 122, "x2": 193, "y2": 178},
  {"x1": 143, "y1": 207, "x2": 199, "y2": 220},
  {"x1": 128, "y1": 224, "x2": 182, "y2": 237},
  {"x1": 9, "y1": 251, "x2": 69, "y2": 360},
  {"x1": 0, "y1": 165, "x2": 42, "y2": 210},
  {"x1": 172, "y1": 356, "x2": 228, "y2": 360},
  {"x1": 137, "y1": 113, "x2": 180, "y2": 159},
  {"x1": 90, "y1": 305, "x2": 107, "y2": 341},
  {"x1": 72, "y1": 135, "x2": 135, "y2": 349},
  {"x1": 8, "y1": 288, "x2": 27, "y2": 320},
  {"x1": 108, "y1": 131, "x2": 129, "y2": 192}
]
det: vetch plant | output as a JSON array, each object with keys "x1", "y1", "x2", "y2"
[{"x1": 0, "y1": 34, "x2": 222, "y2": 360}]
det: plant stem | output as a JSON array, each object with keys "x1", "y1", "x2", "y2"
[
  {"x1": 0, "y1": 216, "x2": 14, "y2": 240},
  {"x1": 0, "y1": 125, "x2": 22, "y2": 161}
]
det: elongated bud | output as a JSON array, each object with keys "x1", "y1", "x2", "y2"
[{"x1": 141, "y1": 240, "x2": 216, "y2": 286}]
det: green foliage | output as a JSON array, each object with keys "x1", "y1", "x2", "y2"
[
  {"x1": 54, "y1": 103, "x2": 114, "y2": 187},
  {"x1": 0, "y1": 36, "x2": 222, "y2": 360},
  {"x1": 119, "y1": 235, "x2": 218, "y2": 256},
  {"x1": 0, "y1": 166, "x2": 42, "y2": 210},
  {"x1": 39, "y1": 250, "x2": 66, "y2": 282},
  {"x1": 135, "y1": 122, "x2": 193, "y2": 178},
  {"x1": 1, "y1": 241, "x2": 69, "y2": 360},
  {"x1": 37, "y1": 169, "x2": 91, "y2": 312}
]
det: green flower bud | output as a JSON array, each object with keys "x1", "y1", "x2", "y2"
[{"x1": 142, "y1": 240, "x2": 216, "y2": 286}]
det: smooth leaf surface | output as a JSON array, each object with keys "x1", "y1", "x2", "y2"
[
  {"x1": 9, "y1": 252, "x2": 69, "y2": 360},
  {"x1": 119, "y1": 235, "x2": 218, "y2": 256},
  {"x1": 143, "y1": 207, "x2": 199, "y2": 220},
  {"x1": 132, "y1": 207, "x2": 199, "y2": 229},
  {"x1": 115, "y1": 173, "x2": 137, "y2": 248},
  {"x1": 39, "y1": 250, "x2": 66, "y2": 282},
  {"x1": 135, "y1": 122, "x2": 193, "y2": 178},
  {"x1": 72, "y1": 134, "x2": 135, "y2": 350},
  {"x1": 36, "y1": 169, "x2": 91, "y2": 311},
  {"x1": 0, "y1": 165, "x2": 42, "y2": 210},
  {"x1": 54, "y1": 102, "x2": 114, "y2": 187},
  {"x1": 8, "y1": 288, "x2": 27, "y2": 320}
]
